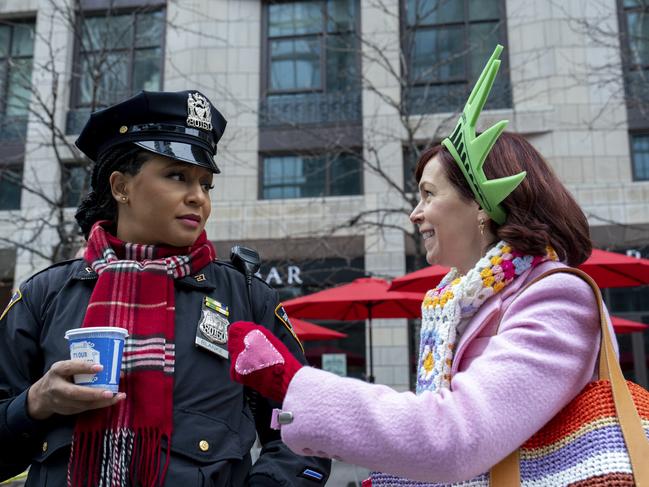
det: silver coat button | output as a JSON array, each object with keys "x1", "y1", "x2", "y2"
[{"x1": 278, "y1": 411, "x2": 294, "y2": 424}]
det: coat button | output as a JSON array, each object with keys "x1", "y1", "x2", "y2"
[
  {"x1": 42, "y1": 441, "x2": 48, "y2": 452},
  {"x1": 199, "y1": 440, "x2": 210, "y2": 452}
]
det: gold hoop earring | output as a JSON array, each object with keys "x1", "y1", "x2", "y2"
[{"x1": 479, "y1": 218, "x2": 485, "y2": 236}]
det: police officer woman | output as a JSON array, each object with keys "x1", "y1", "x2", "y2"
[{"x1": 0, "y1": 90, "x2": 330, "y2": 486}]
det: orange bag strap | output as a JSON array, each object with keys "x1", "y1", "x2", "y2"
[{"x1": 490, "y1": 267, "x2": 649, "y2": 487}]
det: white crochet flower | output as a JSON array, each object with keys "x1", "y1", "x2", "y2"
[
  {"x1": 419, "y1": 345, "x2": 435, "y2": 381},
  {"x1": 476, "y1": 255, "x2": 492, "y2": 270},
  {"x1": 473, "y1": 286, "x2": 495, "y2": 304},
  {"x1": 463, "y1": 271, "x2": 484, "y2": 298}
]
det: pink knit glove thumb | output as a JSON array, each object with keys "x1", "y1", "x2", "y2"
[{"x1": 228, "y1": 321, "x2": 302, "y2": 403}]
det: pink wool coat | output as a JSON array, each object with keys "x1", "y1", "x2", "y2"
[{"x1": 279, "y1": 261, "x2": 607, "y2": 483}]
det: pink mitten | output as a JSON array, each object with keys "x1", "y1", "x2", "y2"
[{"x1": 228, "y1": 321, "x2": 302, "y2": 403}]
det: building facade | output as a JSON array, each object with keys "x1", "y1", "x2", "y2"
[{"x1": 1, "y1": 0, "x2": 648, "y2": 400}]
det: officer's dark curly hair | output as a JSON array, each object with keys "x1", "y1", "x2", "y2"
[{"x1": 75, "y1": 144, "x2": 152, "y2": 239}]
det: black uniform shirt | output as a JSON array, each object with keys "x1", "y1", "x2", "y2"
[{"x1": 0, "y1": 258, "x2": 330, "y2": 486}]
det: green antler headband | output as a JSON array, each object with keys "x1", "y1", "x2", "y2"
[{"x1": 441, "y1": 44, "x2": 526, "y2": 225}]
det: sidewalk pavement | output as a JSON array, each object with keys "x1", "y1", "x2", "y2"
[{"x1": 327, "y1": 460, "x2": 370, "y2": 486}]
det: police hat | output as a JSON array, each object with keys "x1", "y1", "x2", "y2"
[{"x1": 75, "y1": 90, "x2": 227, "y2": 174}]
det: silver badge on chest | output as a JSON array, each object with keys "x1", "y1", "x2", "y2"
[
  {"x1": 195, "y1": 297, "x2": 230, "y2": 359},
  {"x1": 199, "y1": 309, "x2": 229, "y2": 344}
]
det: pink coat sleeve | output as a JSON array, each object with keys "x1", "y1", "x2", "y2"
[{"x1": 279, "y1": 273, "x2": 601, "y2": 483}]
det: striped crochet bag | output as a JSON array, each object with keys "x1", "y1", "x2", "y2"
[{"x1": 491, "y1": 268, "x2": 649, "y2": 487}]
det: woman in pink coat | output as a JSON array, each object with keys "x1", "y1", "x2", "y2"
[{"x1": 226, "y1": 47, "x2": 603, "y2": 485}]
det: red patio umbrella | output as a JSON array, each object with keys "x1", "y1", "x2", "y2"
[
  {"x1": 289, "y1": 317, "x2": 348, "y2": 342},
  {"x1": 283, "y1": 277, "x2": 424, "y2": 382},
  {"x1": 388, "y1": 249, "x2": 649, "y2": 293},
  {"x1": 580, "y1": 249, "x2": 649, "y2": 288},
  {"x1": 612, "y1": 316, "x2": 649, "y2": 334},
  {"x1": 387, "y1": 264, "x2": 449, "y2": 293}
]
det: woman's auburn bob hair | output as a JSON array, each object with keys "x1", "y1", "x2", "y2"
[{"x1": 415, "y1": 132, "x2": 592, "y2": 267}]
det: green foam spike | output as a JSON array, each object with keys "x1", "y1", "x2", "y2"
[{"x1": 441, "y1": 44, "x2": 526, "y2": 225}]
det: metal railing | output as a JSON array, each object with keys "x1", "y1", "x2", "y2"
[{"x1": 259, "y1": 91, "x2": 362, "y2": 127}]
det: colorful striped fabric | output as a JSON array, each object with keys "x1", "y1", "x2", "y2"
[
  {"x1": 368, "y1": 381, "x2": 649, "y2": 487},
  {"x1": 519, "y1": 380, "x2": 649, "y2": 486}
]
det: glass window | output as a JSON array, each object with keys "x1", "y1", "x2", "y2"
[
  {"x1": 621, "y1": 1, "x2": 649, "y2": 122},
  {"x1": 402, "y1": 144, "x2": 426, "y2": 193},
  {"x1": 262, "y1": 152, "x2": 362, "y2": 199},
  {"x1": 6, "y1": 58, "x2": 33, "y2": 116},
  {"x1": 83, "y1": 15, "x2": 134, "y2": 51},
  {"x1": 403, "y1": 0, "x2": 510, "y2": 115},
  {"x1": 266, "y1": 0, "x2": 358, "y2": 95},
  {"x1": 468, "y1": 23, "x2": 500, "y2": 75},
  {"x1": 0, "y1": 63, "x2": 5, "y2": 107},
  {"x1": 406, "y1": 0, "x2": 464, "y2": 26},
  {"x1": 327, "y1": 0, "x2": 356, "y2": 32},
  {"x1": 270, "y1": 38, "x2": 321, "y2": 91},
  {"x1": 10, "y1": 23, "x2": 35, "y2": 57},
  {"x1": 62, "y1": 163, "x2": 89, "y2": 208},
  {"x1": 626, "y1": 69, "x2": 649, "y2": 105},
  {"x1": 0, "y1": 26, "x2": 9, "y2": 58},
  {"x1": 325, "y1": 34, "x2": 357, "y2": 91},
  {"x1": 70, "y1": 9, "x2": 164, "y2": 132},
  {"x1": 133, "y1": 48, "x2": 162, "y2": 93},
  {"x1": 262, "y1": 0, "x2": 360, "y2": 126},
  {"x1": 624, "y1": 0, "x2": 645, "y2": 9},
  {"x1": 329, "y1": 152, "x2": 362, "y2": 196},
  {"x1": 468, "y1": 0, "x2": 500, "y2": 21},
  {"x1": 0, "y1": 20, "x2": 35, "y2": 141},
  {"x1": 269, "y1": 2, "x2": 322, "y2": 36},
  {"x1": 411, "y1": 26, "x2": 465, "y2": 83},
  {"x1": 631, "y1": 133, "x2": 649, "y2": 181},
  {"x1": 79, "y1": 52, "x2": 130, "y2": 106},
  {"x1": 627, "y1": 11, "x2": 649, "y2": 66},
  {"x1": 0, "y1": 167, "x2": 23, "y2": 210},
  {"x1": 135, "y1": 11, "x2": 164, "y2": 47}
]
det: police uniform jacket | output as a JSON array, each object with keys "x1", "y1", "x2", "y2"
[{"x1": 0, "y1": 258, "x2": 330, "y2": 486}]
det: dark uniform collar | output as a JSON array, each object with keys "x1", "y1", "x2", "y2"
[
  {"x1": 73, "y1": 261, "x2": 216, "y2": 290},
  {"x1": 72, "y1": 263, "x2": 98, "y2": 281},
  {"x1": 177, "y1": 272, "x2": 216, "y2": 290}
]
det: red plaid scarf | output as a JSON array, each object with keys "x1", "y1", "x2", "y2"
[{"x1": 68, "y1": 221, "x2": 216, "y2": 487}]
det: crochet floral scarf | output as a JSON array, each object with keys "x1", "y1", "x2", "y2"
[
  {"x1": 417, "y1": 241, "x2": 558, "y2": 394},
  {"x1": 369, "y1": 242, "x2": 558, "y2": 487}
]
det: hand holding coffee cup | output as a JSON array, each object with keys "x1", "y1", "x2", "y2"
[
  {"x1": 26, "y1": 360, "x2": 127, "y2": 420},
  {"x1": 64, "y1": 327, "x2": 128, "y2": 392},
  {"x1": 25, "y1": 326, "x2": 129, "y2": 421}
]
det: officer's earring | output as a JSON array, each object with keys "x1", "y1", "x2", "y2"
[
  {"x1": 121, "y1": 196, "x2": 128, "y2": 203},
  {"x1": 479, "y1": 218, "x2": 485, "y2": 236}
]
